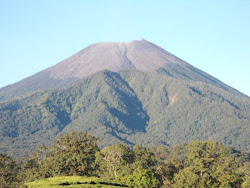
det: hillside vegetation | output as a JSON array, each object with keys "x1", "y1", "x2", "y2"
[
  {"x1": 1, "y1": 131, "x2": 249, "y2": 187},
  {"x1": 0, "y1": 70, "x2": 249, "y2": 158}
]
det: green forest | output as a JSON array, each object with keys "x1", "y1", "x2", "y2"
[
  {"x1": 1, "y1": 70, "x2": 250, "y2": 159},
  {"x1": 1, "y1": 131, "x2": 249, "y2": 188}
]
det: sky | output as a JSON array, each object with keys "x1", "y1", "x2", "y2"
[{"x1": 0, "y1": 0, "x2": 250, "y2": 96}]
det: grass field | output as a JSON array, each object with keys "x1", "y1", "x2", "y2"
[{"x1": 25, "y1": 176, "x2": 129, "y2": 188}]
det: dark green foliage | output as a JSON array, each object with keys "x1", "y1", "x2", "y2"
[
  {"x1": 0, "y1": 70, "x2": 250, "y2": 159},
  {"x1": 0, "y1": 153, "x2": 20, "y2": 187},
  {"x1": 94, "y1": 140, "x2": 249, "y2": 187},
  {"x1": 96, "y1": 144, "x2": 160, "y2": 187},
  {"x1": 19, "y1": 145, "x2": 47, "y2": 182},
  {"x1": 42, "y1": 131, "x2": 99, "y2": 177},
  {"x1": 133, "y1": 145, "x2": 157, "y2": 168},
  {"x1": 95, "y1": 144, "x2": 134, "y2": 179},
  {"x1": 3, "y1": 133, "x2": 249, "y2": 187},
  {"x1": 239, "y1": 162, "x2": 250, "y2": 188},
  {"x1": 126, "y1": 167, "x2": 160, "y2": 188},
  {"x1": 47, "y1": 131, "x2": 98, "y2": 176},
  {"x1": 172, "y1": 141, "x2": 243, "y2": 187},
  {"x1": 157, "y1": 160, "x2": 183, "y2": 187},
  {"x1": 21, "y1": 131, "x2": 99, "y2": 183},
  {"x1": 155, "y1": 140, "x2": 249, "y2": 187}
]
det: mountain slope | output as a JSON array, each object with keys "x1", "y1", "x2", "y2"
[
  {"x1": 0, "y1": 40, "x2": 244, "y2": 102},
  {"x1": 120, "y1": 70, "x2": 250, "y2": 149},
  {"x1": 1, "y1": 70, "x2": 249, "y2": 158}
]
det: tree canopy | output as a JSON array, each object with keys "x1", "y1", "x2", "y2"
[{"x1": 1, "y1": 132, "x2": 249, "y2": 188}]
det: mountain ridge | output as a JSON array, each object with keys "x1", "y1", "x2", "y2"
[{"x1": 1, "y1": 39, "x2": 246, "y2": 102}]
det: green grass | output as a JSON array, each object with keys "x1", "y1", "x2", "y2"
[{"x1": 25, "y1": 176, "x2": 129, "y2": 188}]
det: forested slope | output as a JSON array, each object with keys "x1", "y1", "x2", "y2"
[{"x1": 0, "y1": 70, "x2": 249, "y2": 158}]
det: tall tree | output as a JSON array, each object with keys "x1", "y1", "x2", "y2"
[
  {"x1": 173, "y1": 141, "x2": 243, "y2": 187},
  {"x1": 41, "y1": 131, "x2": 99, "y2": 176},
  {"x1": 96, "y1": 144, "x2": 133, "y2": 178}
]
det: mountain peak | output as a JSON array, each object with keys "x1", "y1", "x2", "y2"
[{"x1": 45, "y1": 39, "x2": 184, "y2": 79}]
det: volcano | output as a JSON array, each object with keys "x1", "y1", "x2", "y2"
[{"x1": 0, "y1": 40, "x2": 249, "y2": 158}]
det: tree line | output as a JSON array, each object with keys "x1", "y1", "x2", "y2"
[{"x1": 1, "y1": 131, "x2": 249, "y2": 187}]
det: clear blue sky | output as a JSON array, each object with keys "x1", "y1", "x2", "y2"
[{"x1": 1, "y1": 0, "x2": 250, "y2": 96}]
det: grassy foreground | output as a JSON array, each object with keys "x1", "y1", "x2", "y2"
[{"x1": 25, "y1": 176, "x2": 129, "y2": 188}]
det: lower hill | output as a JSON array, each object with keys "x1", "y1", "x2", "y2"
[{"x1": 0, "y1": 70, "x2": 250, "y2": 158}]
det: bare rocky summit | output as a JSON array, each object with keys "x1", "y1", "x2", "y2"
[{"x1": 45, "y1": 39, "x2": 186, "y2": 78}]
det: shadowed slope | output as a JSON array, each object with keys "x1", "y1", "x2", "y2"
[{"x1": 119, "y1": 70, "x2": 250, "y2": 149}]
